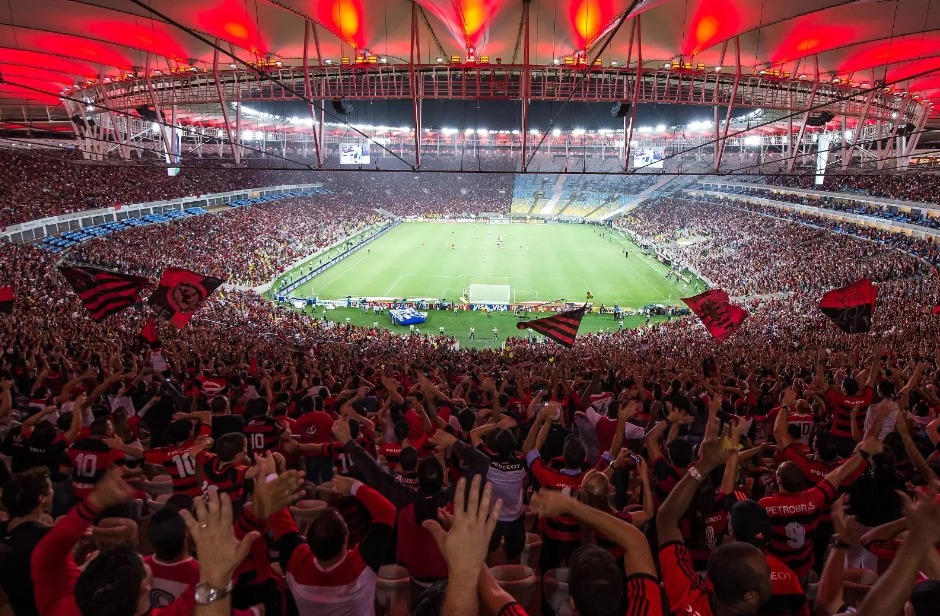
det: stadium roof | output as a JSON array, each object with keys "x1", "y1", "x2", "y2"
[{"x1": 1, "y1": 1, "x2": 939, "y2": 110}]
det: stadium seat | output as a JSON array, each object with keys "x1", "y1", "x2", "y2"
[
  {"x1": 521, "y1": 533, "x2": 542, "y2": 570},
  {"x1": 375, "y1": 565, "x2": 411, "y2": 616},
  {"x1": 490, "y1": 565, "x2": 538, "y2": 611},
  {"x1": 543, "y1": 568, "x2": 575, "y2": 616},
  {"x1": 289, "y1": 500, "x2": 328, "y2": 534}
]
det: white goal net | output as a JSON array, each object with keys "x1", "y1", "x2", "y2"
[{"x1": 468, "y1": 284, "x2": 511, "y2": 305}]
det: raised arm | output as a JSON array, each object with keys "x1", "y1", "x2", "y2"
[{"x1": 531, "y1": 489, "x2": 657, "y2": 576}]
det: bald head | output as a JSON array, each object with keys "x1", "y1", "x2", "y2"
[{"x1": 776, "y1": 461, "x2": 807, "y2": 493}]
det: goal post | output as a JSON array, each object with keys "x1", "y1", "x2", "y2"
[{"x1": 468, "y1": 284, "x2": 512, "y2": 306}]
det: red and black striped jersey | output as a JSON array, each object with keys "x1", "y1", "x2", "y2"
[
  {"x1": 652, "y1": 455, "x2": 686, "y2": 507},
  {"x1": 67, "y1": 438, "x2": 126, "y2": 498},
  {"x1": 197, "y1": 451, "x2": 250, "y2": 503},
  {"x1": 759, "y1": 480, "x2": 837, "y2": 577},
  {"x1": 824, "y1": 386, "x2": 873, "y2": 439},
  {"x1": 143, "y1": 425, "x2": 211, "y2": 496},
  {"x1": 243, "y1": 415, "x2": 287, "y2": 455},
  {"x1": 659, "y1": 541, "x2": 714, "y2": 616},
  {"x1": 525, "y1": 450, "x2": 587, "y2": 543}
]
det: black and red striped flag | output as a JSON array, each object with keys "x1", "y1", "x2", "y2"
[
  {"x1": 149, "y1": 267, "x2": 225, "y2": 328},
  {"x1": 682, "y1": 289, "x2": 749, "y2": 343},
  {"x1": 0, "y1": 285, "x2": 13, "y2": 314},
  {"x1": 819, "y1": 279, "x2": 878, "y2": 334},
  {"x1": 516, "y1": 305, "x2": 587, "y2": 347},
  {"x1": 58, "y1": 265, "x2": 148, "y2": 322}
]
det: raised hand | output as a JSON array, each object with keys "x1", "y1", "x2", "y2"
[{"x1": 178, "y1": 489, "x2": 259, "y2": 588}]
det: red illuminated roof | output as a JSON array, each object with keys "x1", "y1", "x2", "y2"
[{"x1": 2, "y1": 0, "x2": 940, "y2": 112}]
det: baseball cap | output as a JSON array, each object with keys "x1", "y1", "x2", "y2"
[{"x1": 730, "y1": 500, "x2": 772, "y2": 548}]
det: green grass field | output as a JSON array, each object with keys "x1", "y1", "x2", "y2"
[{"x1": 287, "y1": 222, "x2": 696, "y2": 307}]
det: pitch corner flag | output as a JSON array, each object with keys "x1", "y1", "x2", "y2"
[
  {"x1": 516, "y1": 304, "x2": 587, "y2": 347},
  {"x1": 681, "y1": 289, "x2": 749, "y2": 343},
  {"x1": 818, "y1": 279, "x2": 878, "y2": 334}
]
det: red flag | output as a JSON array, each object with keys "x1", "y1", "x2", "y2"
[
  {"x1": 933, "y1": 305, "x2": 940, "y2": 315},
  {"x1": 516, "y1": 305, "x2": 587, "y2": 347},
  {"x1": 139, "y1": 317, "x2": 159, "y2": 345},
  {"x1": 248, "y1": 356, "x2": 259, "y2": 377},
  {"x1": 818, "y1": 279, "x2": 878, "y2": 334},
  {"x1": 0, "y1": 285, "x2": 13, "y2": 314},
  {"x1": 149, "y1": 268, "x2": 224, "y2": 328},
  {"x1": 682, "y1": 289, "x2": 749, "y2": 343}
]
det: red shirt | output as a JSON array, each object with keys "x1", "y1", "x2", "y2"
[
  {"x1": 294, "y1": 411, "x2": 335, "y2": 457},
  {"x1": 143, "y1": 424, "x2": 211, "y2": 496},
  {"x1": 659, "y1": 541, "x2": 714, "y2": 616},
  {"x1": 243, "y1": 415, "x2": 287, "y2": 455},
  {"x1": 525, "y1": 450, "x2": 587, "y2": 543},
  {"x1": 824, "y1": 386, "x2": 873, "y2": 439},
  {"x1": 759, "y1": 479, "x2": 838, "y2": 577},
  {"x1": 67, "y1": 438, "x2": 126, "y2": 498}
]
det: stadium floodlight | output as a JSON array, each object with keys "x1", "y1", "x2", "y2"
[
  {"x1": 552, "y1": 128, "x2": 561, "y2": 136},
  {"x1": 529, "y1": 129, "x2": 539, "y2": 134},
  {"x1": 743, "y1": 135, "x2": 761, "y2": 146},
  {"x1": 511, "y1": 129, "x2": 520, "y2": 135},
  {"x1": 610, "y1": 60, "x2": 619, "y2": 66},
  {"x1": 715, "y1": 66, "x2": 722, "y2": 72},
  {"x1": 638, "y1": 126, "x2": 652, "y2": 133},
  {"x1": 812, "y1": 134, "x2": 819, "y2": 143},
  {"x1": 323, "y1": 59, "x2": 333, "y2": 65},
  {"x1": 572, "y1": 128, "x2": 585, "y2": 135},
  {"x1": 436, "y1": 57, "x2": 444, "y2": 63},
  {"x1": 478, "y1": 128, "x2": 489, "y2": 135},
  {"x1": 464, "y1": 128, "x2": 475, "y2": 135},
  {"x1": 553, "y1": 58, "x2": 560, "y2": 65},
  {"x1": 655, "y1": 124, "x2": 666, "y2": 132},
  {"x1": 151, "y1": 122, "x2": 160, "y2": 133},
  {"x1": 663, "y1": 63, "x2": 671, "y2": 69},
  {"x1": 399, "y1": 126, "x2": 411, "y2": 132},
  {"x1": 844, "y1": 130, "x2": 854, "y2": 142}
]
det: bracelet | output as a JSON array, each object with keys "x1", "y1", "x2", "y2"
[{"x1": 687, "y1": 466, "x2": 706, "y2": 483}]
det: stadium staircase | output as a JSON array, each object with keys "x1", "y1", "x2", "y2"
[
  {"x1": 539, "y1": 174, "x2": 570, "y2": 215},
  {"x1": 602, "y1": 175, "x2": 695, "y2": 220}
]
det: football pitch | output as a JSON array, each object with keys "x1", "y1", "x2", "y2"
[{"x1": 286, "y1": 222, "x2": 696, "y2": 307}]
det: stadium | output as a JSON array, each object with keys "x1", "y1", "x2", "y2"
[{"x1": 2, "y1": 2, "x2": 940, "y2": 616}]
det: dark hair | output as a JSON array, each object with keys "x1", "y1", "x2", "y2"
[
  {"x1": 667, "y1": 438, "x2": 694, "y2": 468},
  {"x1": 495, "y1": 429, "x2": 517, "y2": 458},
  {"x1": 216, "y1": 433, "x2": 247, "y2": 463},
  {"x1": 412, "y1": 580, "x2": 447, "y2": 616},
  {"x1": 307, "y1": 508, "x2": 347, "y2": 561},
  {"x1": 842, "y1": 378, "x2": 860, "y2": 396},
  {"x1": 417, "y1": 457, "x2": 445, "y2": 493},
  {"x1": 787, "y1": 424, "x2": 802, "y2": 441},
  {"x1": 394, "y1": 420, "x2": 410, "y2": 442},
  {"x1": 562, "y1": 437, "x2": 586, "y2": 469},
  {"x1": 814, "y1": 431, "x2": 839, "y2": 462},
  {"x1": 74, "y1": 544, "x2": 147, "y2": 616},
  {"x1": 457, "y1": 409, "x2": 476, "y2": 432},
  {"x1": 568, "y1": 545, "x2": 623, "y2": 616},
  {"x1": 30, "y1": 421, "x2": 57, "y2": 447},
  {"x1": 707, "y1": 542, "x2": 767, "y2": 606},
  {"x1": 876, "y1": 380, "x2": 896, "y2": 399},
  {"x1": 210, "y1": 396, "x2": 229, "y2": 414},
  {"x1": 147, "y1": 508, "x2": 187, "y2": 561},
  {"x1": 165, "y1": 419, "x2": 193, "y2": 445},
  {"x1": 399, "y1": 446, "x2": 419, "y2": 472},
  {"x1": 89, "y1": 417, "x2": 112, "y2": 437},
  {"x1": 2, "y1": 468, "x2": 51, "y2": 517}
]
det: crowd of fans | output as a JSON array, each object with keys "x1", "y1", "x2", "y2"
[
  {"x1": 768, "y1": 172, "x2": 940, "y2": 206},
  {"x1": 0, "y1": 149, "x2": 318, "y2": 227},
  {"x1": 618, "y1": 196, "x2": 929, "y2": 296},
  {"x1": 708, "y1": 184, "x2": 940, "y2": 231},
  {"x1": 2, "y1": 177, "x2": 940, "y2": 616},
  {"x1": 70, "y1": 198, "x2": 384, "y2": 287}
]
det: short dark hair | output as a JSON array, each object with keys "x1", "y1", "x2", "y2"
[
  {"x1": 89, "y1": 417, "x2": 111, "y2": 437},
  {"x1": 563, "y1": 437, "x2": 586, "y2": 469},
  {"x1": 814, "y1": 431, "x2": 839, "y2": 462},
  {"x1": 707, "y1": 542, "x2": 768, "y2": 606},
  {"x1": 216, "y1": 433, "x2": 247, "y2": 463},
  {"x1": 412, "y1": 579, "x2": 447, "y2": 616},
  {"x1": 495, "y1": 429, "x2": 516, "y2": 457},
  {"x1": 165, "y1": 419, "x2": 193, "y2": 444},
  {"x1": 777, "y1": 461, "x2": 807, "y2": 493},
  {"x1": 399, "y1": 446, "x2": 419, "y2": 472},
  {"x1": 568, "y1": 545, "x2": 623, "y2": 616},
  {"x1": 307, "y1": 508, "x2": 347, "y2": 561},
  {"x1": 75, "y1": 544, "x2": 147, "y2": 616},
  {"x1": 417, "y1": 457, "x2": 444, "y2": 493},
  {"x1": 667, "y1": 438, "x2": 694, "y2": 468},
  {"x1": 147, "y1": 508, "x2": 187, "y2": 561},
  {"x1": 210, "y1": 396, "x2": 229, "y2": 414},
  {"x1": 457, "y1": 409, "x2": 476, "y2": 432},
  {"x1": 394, "y1": 420, "x2": 410, "y2": 442},
  {"x1": 2, "y1": 468, "x2": 51, "y2": 517}
]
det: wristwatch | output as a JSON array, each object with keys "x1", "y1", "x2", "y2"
[{"x1": 194, "y1": 581, "x2": 233, "y2": 605}]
